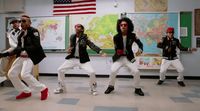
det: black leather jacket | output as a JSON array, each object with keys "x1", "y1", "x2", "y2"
[
  {"x1": 112, "y1": 33, "x2": 143, "y2": 62},
  {"x1": 10, "y1": 27, "x2": 46, "y2": 65},
  {"x1": 66, "y1": 34, "x2": 102, "y2": 63},
  {"x1": 157, "y1": 36, "x2": 189, "y2": 60}
]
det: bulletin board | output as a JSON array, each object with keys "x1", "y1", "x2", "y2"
[{"x1": 195, "y1": 9, "x2": 200, "y2": 36}]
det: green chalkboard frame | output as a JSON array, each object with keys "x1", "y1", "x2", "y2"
[{"x1": 180, "y1": 12, "x2": 192, "y2": 48}]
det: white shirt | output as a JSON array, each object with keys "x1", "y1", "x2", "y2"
[
  {"x1": 74, "y1": 37, "x2": 79, "y2": 57},
  {"x1": 123, "y1": 35, "x2": 127, "y2": 53},
  {"x1": 5, "y1": 29, "x2": 20, "y2": 52},
  {"x1": 20, "y1": 30, "x2": 28, "y2": 56}
]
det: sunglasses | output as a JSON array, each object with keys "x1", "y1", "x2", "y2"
[
  {"x1": 120, "y1": 23, "x2": 127, "y2": 27},
  {"x1": 19, "y1": 20, "x2": 27, "y2": 23}
]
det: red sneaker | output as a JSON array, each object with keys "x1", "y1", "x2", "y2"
[
  {"x1": 16, "y1": 92, "x2": 31, "y2": 99},
  {"x1": 41, "y1": 88, "x2": 48, "y2": 100}
]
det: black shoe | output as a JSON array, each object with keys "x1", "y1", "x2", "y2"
[
  {"x1": 178, "y1": 81, "x2": 186, "y2": 87},
  {"x1": 135, "y1": 88, "x2": 144, "y2": 96},
  {"x1": 104, "y1": 85, "x2": 114, "y2": 94},
  {"x1": 157, "y1": 80, "x2": 164, "y2": 85}
]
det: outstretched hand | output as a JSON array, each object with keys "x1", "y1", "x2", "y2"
[
  {"x1": 66, "y1": 47, "x2": 73, "y2": 54},
  {"x1": 99, "y1": 50, "x2": 107, "y2": 57},
  {"x1": 135, "y1": 49, "x2": 143, "y2": 56},
  {"x1": 157, "y1": 39, "x2": 162, "y2": 44},
  {"x1": 100, "y1": 52, "x2": 107, "y2": 57}
]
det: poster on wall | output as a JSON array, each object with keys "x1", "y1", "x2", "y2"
[
  {"x1": 180, "y1": 27, "x2": 188, "y2": 37},
  {"x1": 127, "y1": 13, "x2": 179, "y2": 69},
  {"x1": 135, "y1": 0, "x2": 168, "y2": 12},
  {"x1": 195, "y1": 9, "x2": 200, "y2": 36}
]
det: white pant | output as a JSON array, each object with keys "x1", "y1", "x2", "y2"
[
  {"x1": 108, "y1": 57, "x2": 141, "y2": 88},
  {"x1": 159, "y1": 59, "x2": 184, "y2": 81},
  {"x1": 0, "y1": 57, "x2": 9, "y2": 77},
  {"x1": 8, "y1": 57, "x2": 46, "y2": 93},
  {"x1": 57, "y1": 59, "x2": 96, "y2": 88}
]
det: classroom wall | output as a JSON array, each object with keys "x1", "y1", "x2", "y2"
[
  {"x1": 0, "y1": 0, "x2": 200, "y2": 76},
  {"x1": 0, "y1": 15, "x2": 5, "y2": 50}
]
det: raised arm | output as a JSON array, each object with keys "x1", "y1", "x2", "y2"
[
  {"x1": 176, "y1": 39, "x2": 197, "y2": 52},
  {"x1": 85, "y1": 34, "x2": 102, "y2": 54}
]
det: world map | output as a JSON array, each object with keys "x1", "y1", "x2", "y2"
[
  {"x1": 127, "y1": 13, "x2": 178, "y2": 56},
  {"x1": 127, "y1": 13, "x2": 178, "y2": 69},
  {"x1": 31, "y1": 17, "x2": 66, "y2": 49}
]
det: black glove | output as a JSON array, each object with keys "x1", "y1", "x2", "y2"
[
  {"x1": 0, "y1": 52, "x2": 9, "y2": 58},
  {"x1": 22, "y1": 48, "x2": 25, "y2": 51},
  {"x1": 15, "y1": 47, "x2": 25, "y2": 52}
]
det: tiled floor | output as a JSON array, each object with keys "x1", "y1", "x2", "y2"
[{"x1": 0, "y1": 76, "x2": 200, "y2": 111}]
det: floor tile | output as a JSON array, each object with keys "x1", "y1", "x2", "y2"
[
  {"x1": 191, "y1": 88, "x2": 200, "y2": 94},
  {"x1": 3, "y1": 90, "x2": 18, "y2": 95},
  {"x1": 182, "y1": 92, "x2": 200, "y2": 98},
  {"x1": 170, "y1": 97, "x2": 193, "y2": 103},
  {"x1": 94, "y1": 106, "x2": 138, "y2": 111},
  {"x1": 57, "y1": 98, "x2": 80, "y2": 105}
]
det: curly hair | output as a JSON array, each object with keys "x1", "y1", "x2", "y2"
[
  {"x1": 116, "y1": 17, "x2": 134, "y2": 34},
  {"x1": 75, "y1": 24, "x2": 84, "y2": 32},
  {"x1": 21, "y1": 14, "x2": 31, "y2": 23}
]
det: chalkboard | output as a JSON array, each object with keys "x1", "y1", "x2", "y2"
[{"x1": 180, "y1": 12, "x2": 192, "y2": 47}]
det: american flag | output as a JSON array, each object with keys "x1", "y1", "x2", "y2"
[{"x1": 53, "y1": 0, "x2": 96, "y2": 16}]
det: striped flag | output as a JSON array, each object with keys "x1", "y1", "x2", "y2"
[{"x1": 53, "y1": 0, "x2": 96, "y2": 16}]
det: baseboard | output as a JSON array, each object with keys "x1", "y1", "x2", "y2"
[{"x1": 39, "y1": 73, "x2": 200, "y2": 80}]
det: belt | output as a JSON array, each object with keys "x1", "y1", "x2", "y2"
[
  {"x1": 20, "y1": 55, "x2": 29, "y2": 58},
  {"x1": 121, "y1": 54, "x2": 126, "y2": 56},
  {"x1": 163, "y1": 57, "x2": 178, "y2": 60}
]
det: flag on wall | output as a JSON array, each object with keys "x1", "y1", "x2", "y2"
[{"x1": 53, "y1": 0, "x2": 96, "y2": 16}]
